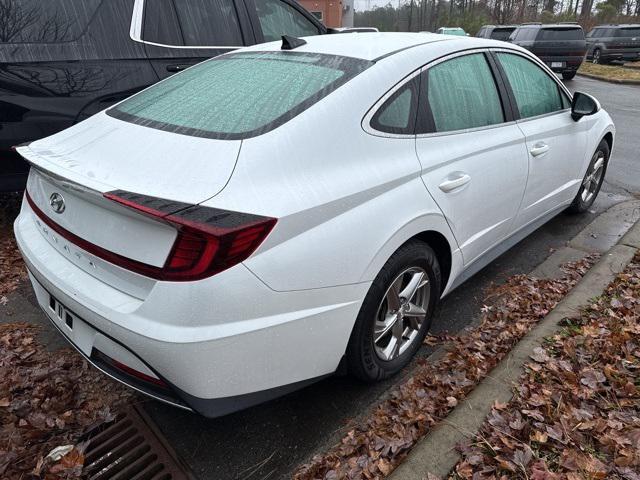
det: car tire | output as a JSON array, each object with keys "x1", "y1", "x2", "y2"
[
  {"x1": 592, "y1": 48, "x2": 601, "y2": 64},
  {"x1": 567, "y1": 139, "x2": 609, "y2": 214},
  {"x1": 562, "y1": 71, "x2": 577, "y2": 80},
  {"x1": 346, "y1": 240, "x2": 441, "y2": 382}
]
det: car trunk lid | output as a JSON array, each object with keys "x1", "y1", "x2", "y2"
[{"x1": 18, "y1": 113, "x2": 242, "y2": 296}]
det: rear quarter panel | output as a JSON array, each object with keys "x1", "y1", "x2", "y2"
[{"x1": 201, "y1": 49, "x2": 462, "y2": 292}]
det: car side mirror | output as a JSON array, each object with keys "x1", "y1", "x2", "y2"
[{"x1": 571, "y1": 92, "x2": 600, "y2": 121}]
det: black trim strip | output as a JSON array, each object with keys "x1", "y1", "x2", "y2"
[{"x1": 486, "y1": 51, "x2": 519, "y2": 122}]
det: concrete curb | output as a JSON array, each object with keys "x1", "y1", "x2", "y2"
[
  {"x1": 390, "y1": 219, "x2": 640, "y2": 480},
  {"x1": 577, "y1": 72, "x2": 640, "y2": 85}
]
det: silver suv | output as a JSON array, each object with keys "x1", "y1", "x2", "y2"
[{"x1": 586, "y1": 24, "x2": 640, "y2": 64}]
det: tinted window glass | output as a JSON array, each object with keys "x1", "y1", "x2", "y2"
[
  {"x1": 172, "y1": 0, "x2": 243, "y2": 46},
  {"x1": 371, "y1": 81, "x2": 417, "y2": 134},
  {"x1": 143, "y1": 0, "x2": 183, "y2": 45},
  {"x1": 491, "y1": 28, "x2": 515, "y2": 40},
  {"x1": 514, "y1": 28, "x2": 536, "y2": 41},
  {"x1": 426, "y1": 53, "x2": 504, "y2": 133},
  {"x1": 497, "y1": 53, "x2": 563, "y2": 119},
  {"x1": 110, "y1": 52, "x2": 370, "y2": 139},
  {"x1": 537, "y1": 27, "x2": 584, "y2": 41},
  {"x1": 0, "y1": 0, "x2": 100, "y2": 43},
  {"x1": 617, "y1": 27, "x2": 640, "y2": 37},
  {"x1": 256, "y1": 0, "x2": 320, "y2": 42}
]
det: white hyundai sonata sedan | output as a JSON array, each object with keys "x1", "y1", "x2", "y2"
[{"x1": 14, "y1": 32, "x2": 614, "y2": 416}]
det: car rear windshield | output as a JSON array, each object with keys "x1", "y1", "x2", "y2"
[
  {"x1": 108, "y1": 51, "x2": 371, "y2": 140},
  {"x1": 537, "y1": 27, "x2": 584, "y2": 41},
  {"x1": 491, "y1": 28, "x2": 515, "y2": 40},
  {"x1": 617, "y1": 27, "x2": 640, "y2": 37}
]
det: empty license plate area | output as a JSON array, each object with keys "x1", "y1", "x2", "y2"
[{"x1": 49, "y1": 295, "x2": 74, "y2": 330}]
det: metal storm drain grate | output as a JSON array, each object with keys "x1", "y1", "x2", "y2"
[{"x1": 82, "y1": 406, "x2": 191, "y2": 480}]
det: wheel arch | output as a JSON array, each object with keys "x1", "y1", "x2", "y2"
[
  {"x1": 602, "y1": 131, "x2": 614, "y2": 153},
  {"x1": 413, "y1": 230, "x2": 452, "y2": 289},
  {"x1": 359, "y1": 212, "x2": 461, "y2": 297}
]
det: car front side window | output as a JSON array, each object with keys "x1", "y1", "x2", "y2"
[
  {"x1": 255, "y1": 0, "x2": 321, "y2": 42},
  {"x1": 423, "y1": 53, "x2": 504, "y2": 133},
  {"x1": 496, "y1": 52, "x2": 564, "y2": 119}
]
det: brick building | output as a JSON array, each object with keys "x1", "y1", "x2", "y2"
[{"x1": 297, "y1": 0, "x2": 343, "y2": 28}]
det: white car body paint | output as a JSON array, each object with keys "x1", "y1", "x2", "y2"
[{"x1": 14, "y1": 33, "x2": 614, "y2": 416}]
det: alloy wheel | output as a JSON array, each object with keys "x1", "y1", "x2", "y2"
[
  {"x1": 373, "y1": 267, "x2": 430, "y2": 361},
  {"x1": 581, "y1": 150, "x2": 605, "y2": 204},
  {"x1": 592, "y1": 50, "x2": 600, "y2": 64}
]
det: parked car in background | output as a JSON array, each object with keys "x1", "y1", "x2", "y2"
[
  {"x1": 476, "y1": 25, "x2": 517, "y2": 40},
  {"x1": 0, "y1": 0, "x2": 326, "y2": 192},
  {"x1": 436, "y1": 27, "x2": 467, "y2": 36},
  {"x1": 586, "y1": 24, "x2": 640, "y2": 64},
  {"x1": 15, "y1": 32, "x2": 613, "y2": 416},
  {"x1": 508, "y1": 23, "x2": 587, "y2": 80}
]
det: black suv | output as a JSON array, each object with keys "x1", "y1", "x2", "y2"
[
  {"x1": 508, "y1": 23, "x2": 587, "y2": 80},
  {"x1": 0, "y1": 0, "x2": 326, "y2": 192},
  {"x1": 586, "y1": 24, "x2": 640, "y2": 64},
  {"x1": 476, "y1": 25, "x2": 517, "y2": 41}
]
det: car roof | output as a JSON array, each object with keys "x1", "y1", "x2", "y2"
[
  {"x1": 518, "y1": 23, "x2": 582, "y2": 29},
  {"x1": 595, "y1": 24, "x2": 640, "y2": 27},
  {"x1": 238, "y1": 32, "x2": 458, "y2": 61}
]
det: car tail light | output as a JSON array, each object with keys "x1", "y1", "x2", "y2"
[
  {"x1": 103, "y1": 190, "x2": 277, "y2": 281},
  {"x1": 25, "y1": 189, "x2": 275, "y2": 282}
]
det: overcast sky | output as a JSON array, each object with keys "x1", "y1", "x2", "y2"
[{"x1": 355, "y1": 0, "x2": 402, "y2": 11}]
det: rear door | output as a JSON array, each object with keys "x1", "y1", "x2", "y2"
[
  {"x1": 415, "y1": 51, "x2": 529, "y2": 265},
  {"x1": 138, "y1": 0, "x2": 254, "y2": 80},
  {"x1": 494, "y1": 51, "x2": 588, "y2": 230},
  {"x1": 614, "y1": 26, "x2": 640, "y2": 60}
]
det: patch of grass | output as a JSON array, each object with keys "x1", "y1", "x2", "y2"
[{"x1": 578, "y1": 61, "x2": 640, "y2": 82}]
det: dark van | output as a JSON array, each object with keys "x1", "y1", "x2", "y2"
[
  {"x1": 0, "y1": 0, "x2": 325, "y2": 191},
  {"x1": 508, "y1": 23, "x2": 587, "y2": 80}
]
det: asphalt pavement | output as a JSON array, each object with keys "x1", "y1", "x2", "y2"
[{"x1": 140, "y1": 75, "x2": 640, "y2": 480}]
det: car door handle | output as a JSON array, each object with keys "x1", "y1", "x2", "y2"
[
  {"x1": 166, "y1": 64, "x2": 190, "y2": 72},
  {"x1": 438, "y1": 173, "x2": 471, "y2": 193},
  {"x1": 530, "y1": 142, "x2": 550, "y2": 157}
]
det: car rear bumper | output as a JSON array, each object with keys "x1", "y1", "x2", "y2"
[
  {"x1": 538, "y1": 56, "x2": 585, "y2": 72},
  {"x1": 14, "y1": 200, "x2": 368, "y2": 416}
]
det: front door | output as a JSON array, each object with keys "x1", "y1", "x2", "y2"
[
  {"x1": 494, "y1": 52, "x2": 588, "y2": 230},
  {"x1": 415, "y1": 52, "x2": 529, "y2": 265}
]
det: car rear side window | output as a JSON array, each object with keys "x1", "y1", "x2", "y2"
[
  {"x1": 536, "y1": 28, "x2": 584, "y2": 41},
  {"x1": 370, "y1": 77, "x2": 419, "y2": 135},
  {"x1": 617, "y1": 27, "x2": 640, "y2": 38},
  {"x1": 108, "y1": 51, "x2": 371, "y2": 139},
  {"x1": 142, "y1": 0, "x2": 243, "y2": 46},
  {"x1": 173, "y1": 0, "x2": 243, "y2": 46},
  {"x1": 491, "y1": 28, "x2": 514, "y2": 41},
  {"x1": 0, "y1": 0, "x2": 101, "y2": 43},
  {"x1": 424, "y1": 53, "x2": 504, "y2": 133},
  {"x1": 143, "y1": 0, "x2": 183, "y2": 45},
  {"x1": 256, "y1": 0, "x2": 321, "y2": 42},
  {"x1": 497, "y1": 53, "x2": 564, "y2": 119}
]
